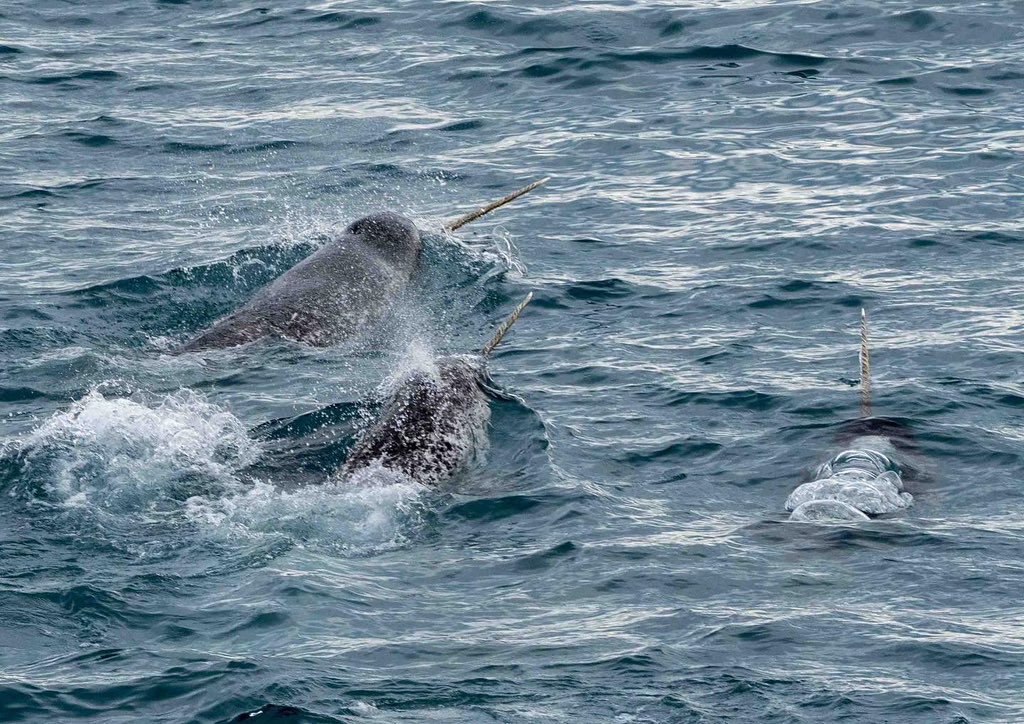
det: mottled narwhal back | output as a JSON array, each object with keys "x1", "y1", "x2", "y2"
[
  {"x1": 342, "y1": 293, "x2": 534, "y2": 486},
  {"x1": 342, "y1": 355, "x2": 491, "y2": 485}
]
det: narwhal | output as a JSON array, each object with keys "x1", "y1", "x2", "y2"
[
  {"x1": 180, "y1": 179, "x2": 548, "y2": 352},
  {"x1": 341, "y1": 293, "x2": 534, "y2": 485},
  {"x1": 785, "y1": 310, "x2": 915, "y2": 522}
]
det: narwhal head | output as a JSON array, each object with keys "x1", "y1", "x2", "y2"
[
  {"x1": 346, "y1": 212, "x2": 422, "y2": 270},
  {"x1": 342, "y1": 178, "x2": 552, "y2": 273},
  {"x1": 786, "y1": 310, "x2": 918, "y2": 522}
]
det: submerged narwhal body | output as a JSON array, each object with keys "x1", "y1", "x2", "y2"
[
  {"x1": 342, "y1": 293, "x2": 533, "y2": 485},
  {"x1": 180, "y1": 179, "x2": 548, "y2": 352},
  {"x1": 785, "y1": 310, "x2": 915, "y2": 522}
]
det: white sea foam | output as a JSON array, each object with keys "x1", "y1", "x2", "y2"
[
  {"x1": 186, "y1": 463, "x2": 427, "y2": 552},
  {"x1": 790, "y1": 500, "x2": 871, "y2": 523},
  {"x1": 16, "y1": 390, "x2": 426, "y2": 552},
  {"x1": 21, "y1": 389, "x2": 257, "y2": 513},
  {"x1": 786, "y1": 471, "x2": 912, "y2": 516}
]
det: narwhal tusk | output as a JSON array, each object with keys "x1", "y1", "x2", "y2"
[
  {"x1": 860, "y1": 308, "x2": 872, "y2": 418},
  {"x1": 482, "y1": 292, "x2": 534, "y2": 357},
  {"x1": 444, "y1": 178, "x2": 550, "y2": 232}
]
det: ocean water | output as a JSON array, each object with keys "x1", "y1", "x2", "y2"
[{"x1": 2, "y1": 1, "x2": 1024, "y2": 721}]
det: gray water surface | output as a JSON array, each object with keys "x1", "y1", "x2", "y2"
[{"x1": 1, "y1": 1, "x2": 1023, "y2": 722}]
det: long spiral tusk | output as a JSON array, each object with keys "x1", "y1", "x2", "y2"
[
  {"x1": 482, "y1": 292, "x2": 534, "y2": 357},
  {"x1": 444, "y1": 178, "x2": 549, "y2": 232}
]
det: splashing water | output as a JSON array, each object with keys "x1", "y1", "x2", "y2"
[
  {"x1": 186, "y1": 463, "x2": 428, "y2": 554},
  {"x1": 786, "y1": 444, "x2": 913, "y2": 523},
  {"x1": 380, "y1": 338, "x2": 441, "y2": 390},
  {"x1": 14, "y1": 389, "x2": 257, "y2": 513},
  {"x1": 7, "y1": 390, "x2": 428, "y2": 553},
  {"x1": 468, "y1": 224, "x2": 527, "y2": 278}
]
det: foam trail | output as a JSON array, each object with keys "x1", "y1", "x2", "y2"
[
  {"x1": 187, "y1": 464, "x2": 427, "y2": 553},
  {"x1": 11, "y1": 390, "x2": 426, "y2": 553}
]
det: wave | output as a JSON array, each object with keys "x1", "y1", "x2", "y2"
[{"x1": 27, "y1": 69, "x2": 122, "y2": 85}]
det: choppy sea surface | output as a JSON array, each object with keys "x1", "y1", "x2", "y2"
[{"x1": 2, "y1": 1, "x2": 1024, "y2": 721}]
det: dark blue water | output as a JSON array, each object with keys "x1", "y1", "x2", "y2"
[{"x1": 2, "y1": 1, "x2": 1024, "y2": 721}]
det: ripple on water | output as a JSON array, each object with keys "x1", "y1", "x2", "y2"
[{"x1": 2, "y1": 0, "x2": 1024, "y2": 721}]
